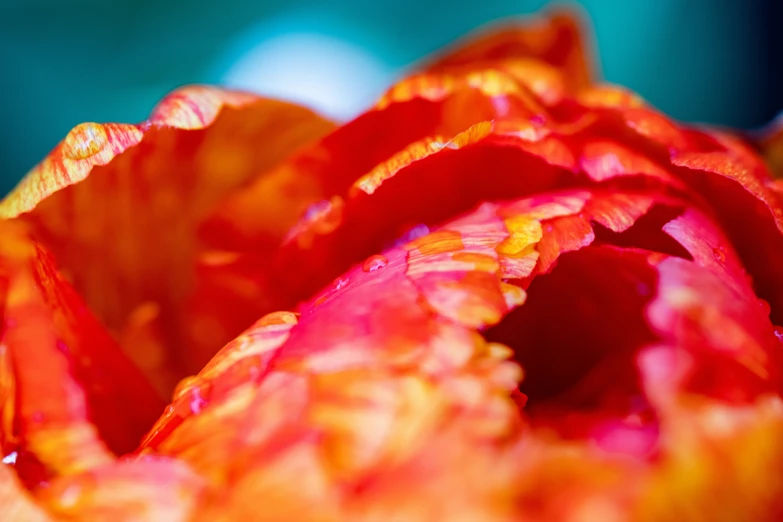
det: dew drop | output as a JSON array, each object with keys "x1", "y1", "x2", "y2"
[
  {"x1": 397, "y1": 224, "x2": 430, "y2": 244},
  {"x1": 362, "y1": 254, "x2": 388, "y2": 272},
  {"x1": 2, "y1": 451, "x2": 17, "y2": 465},
  {"x1": 173, "y1": 376, "x2": 199, "y2": 398},
  {"x1": 62, "y1": 123, "x2": 108, "y2": 160},
  {"x1": 189, "y1": 387, "x2": 207, "y2": 415},
  {"x1": 712, "y1": 246, "x2": 726, "y2": 263},
  {"x1": 774, "y1": 327, "x2": 783, "y2": 343},
  {"x1": 334, "y1": 277, "x2": 349, "y2": 290},
  {"x1": 530, "y1": 114, "x2": 546, "y2": 126},
  {"x1": 758, "y1": 299, "x2": 771, "y2": 317},
  {"x1": 303, "y1": 199, "x2": 332, "y2": 222}
]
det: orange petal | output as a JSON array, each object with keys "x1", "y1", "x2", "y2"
[
  {"x1": 0, "y1": 465, "x2": 53, "y2": 521},
  {"x1": 424, "y1": 11, "x2": 593, "y2": 92},
  {"x1": 0, "y1": 221, "x2": 163, "y2": 484},
  {"x1": 145, "y1": 182, "x2": 783, "y2": 518},
  {"x1": 1, "y1": 86, "x2": 334, "y2": 392},
  {"x1": 636, "y1": 397, "x2": 783, "y2": 522},
  {"x1": 142, "y1": 197, "x2": 542, "y2": 519},
  {"x1": 38, "y1": 457, "x2": 206, "y2": 521}
]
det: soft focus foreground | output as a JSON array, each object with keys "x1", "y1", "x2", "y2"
[{"x1": 2, "y1": 10, "x2": 783, "y2": 522}]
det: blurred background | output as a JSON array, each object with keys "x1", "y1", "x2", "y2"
[{"x1": 1, "y1": 0, "x2": 781, "y2": 195}]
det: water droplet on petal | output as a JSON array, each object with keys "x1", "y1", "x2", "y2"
[
  {"x1": 173, "y1": 376, "x2": 199, "y2": 398},
  {"x1": 758, "y1": 299, "x2": 771, "y2": 316},
  {"x1": 303, "y1": 199, "x2": 333, "y2": 222},
  {"x1": 398, "y1": 224, "x2": 430, "y2": 244},
  {"x1": 774, "y1": 327, "x2": 783, "y2": 343},
  {"x1": 712, "y1": 246, "x2": 726, "y2": 263},
  {"x1": 189, "y1": 387, "x2": 207, "y2": 414},
  {"x1": 62, "y1": 123, "x2": 108, "y2": 160},
  {"x1": 2, "y1": 451, "x2": 17, "y2": 465},
  {"x1": 334, "y1": 277, "x2": 349, "y2": 290},
  {"x1": 362, "y1": 254, "x2": 388, "y2": 272}
]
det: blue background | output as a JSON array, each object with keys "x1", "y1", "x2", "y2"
[{"x1": 1, "y1": 0, "x2": 780, "y2": 195}]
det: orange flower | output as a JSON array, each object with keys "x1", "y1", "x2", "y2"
[{"x1": 2, "y1": 10, "x2": 783, "y2": 521}]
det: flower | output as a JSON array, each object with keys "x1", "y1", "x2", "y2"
[{"x1": 2, "y1": 10, "x2": 783, "y2": 522}]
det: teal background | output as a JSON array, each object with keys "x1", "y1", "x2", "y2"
[{"x1": 0, "y1": 0, "x2": 780, "y2": 195}]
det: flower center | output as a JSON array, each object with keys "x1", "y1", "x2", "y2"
[{"x1": 487, "y1": 246, "x2": 657, "y2": 405}]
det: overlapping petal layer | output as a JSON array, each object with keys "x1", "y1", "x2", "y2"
[
  {"x1": 146, "y1": 189, "x2": 782, "y2": 519},
  {"x1": 0, "y1": 86, "x2": 334, "y2": 391},
  {"x1": 0, "y1": 221, "x2": 163, "y2": 485},
  {"x1": 1, "y1": 9, "x2": 782, "y2": 522}
]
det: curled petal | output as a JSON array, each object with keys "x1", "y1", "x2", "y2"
[
  {"x1": 670, "y1": 148, "x2": 783, "y2": 324},
  {"x1": 424, "y1": 11, "x2": 593, "y2": 92},
  {"x1": 0, "y1": 222, "x2": 163, "y2": 485},
  {"x1": 140, "y1": 197, "x2": 557, "y2": 519},
  {"x1": 143, "y1": 188, "x2": 775, "y2": 517},
  {"x1": 644, "y1": 208, "x2": 783, "y2": 403},
  {"x1": 1, "y1": 86, "x2": 334, "y2": 389}
]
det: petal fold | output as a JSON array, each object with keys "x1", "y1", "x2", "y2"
[
  {"x1": 1, "y1": 86, "x2": 334, "y2": 390},
  {"x1": 0, "y1": 222, "x2": 163, "y2": 484}
]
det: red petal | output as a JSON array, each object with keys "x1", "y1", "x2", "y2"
[
  {"x1": 670, "y1": 148, "x2": 783, "y2": 324},
  {"x1": 642, "y1": 208, "x2": 783, "y2": 403},
  {"x1": 0, "y1": 222, "x2": 163, "y2": 484}
]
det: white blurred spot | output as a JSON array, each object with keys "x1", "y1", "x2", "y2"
[
  {"x1": 2, "y1": 451, "x2": 17, "y2": 465},
  {"x1": 221, "y1": 33, "x2": 393, "y2": 121}
]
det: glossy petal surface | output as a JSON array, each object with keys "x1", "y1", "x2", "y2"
[{"x1": 2, "y1": 9, "x2": 783, "y2": 522}]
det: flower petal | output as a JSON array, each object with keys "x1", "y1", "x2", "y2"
[
  {"x1": 142, "y1": 177, "x2": 783, "y2": 517},
  {"x1": 637, "y1": 397, "x2": 783, "y2": 522},
  {"x1": 0, "y1": 465, "x2": 52, "y2": 521},
  {"x1": 670, "y1": 148, "x2": 783, "y2": 324},
  {"x1": 643, "y1": 208, "x2": 783, "y2": 403},
  {"x1": 38, "y1": 457, "x2": 205, "y2": 521},
  {"x1": 423, "y1": 11, "x2": 592, "y2": 92},
  {"x1": 0, "y1": 221, "x2": 163, "y2": 485},
  {"x1": 1, "y1": 86, "x2": 334, "y2": 391}
]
